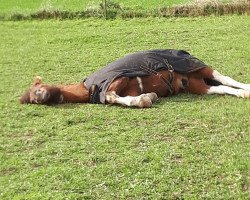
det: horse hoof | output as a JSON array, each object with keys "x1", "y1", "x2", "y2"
[
  {"x1": 237, "y1": 90, "x2": 250, "y2": 98},
  {"x1": 147, "y1": 92, "x2": 158, "y2": 103},
  {"x1": 138, "y1": 95, "x2": 152, "y2": 108},
  {"x1": 244, "y1": 84, "x2": 250, "y2": 91},
  {"x1": 240, "y1": 90, "x2": 250, "y2": 98},
  {"x1": 105, "y1": 92, "x2": 118, "y2": 103}
]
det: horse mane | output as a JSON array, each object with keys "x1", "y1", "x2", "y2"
[
  {"x1": 20, "y1": 90, "x2": 30, "y2": 104},
  {"x1": 46, "y1": 87, "x2": 62, "y2": 104}
]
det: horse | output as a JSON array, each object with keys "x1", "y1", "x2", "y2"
[{"x1": 20, "y1": 49, "x2": 250, "y2": 108}]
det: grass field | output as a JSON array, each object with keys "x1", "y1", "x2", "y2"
[
  {"x1": 0, "y1": 13, "x2": 250, "y2": 200},
  {"x1": 0, "y1": 0, "x2": 190, "y2": 14},
  {"x1": 0, "y1": 0, "x2": 248, "y2": 20}
]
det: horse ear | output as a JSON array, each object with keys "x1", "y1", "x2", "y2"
[{"x1": 33, "y1": 76, "x2": 42, "y2": 85}]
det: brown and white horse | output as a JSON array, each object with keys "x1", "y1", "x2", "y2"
[{"x1": 20, "y1": 59, "x2": 250, "y2": 108}]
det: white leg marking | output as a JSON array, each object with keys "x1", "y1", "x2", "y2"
[
  {"x1": 105, "y1": 92, "x2": 156, "y2": 108},
  {"x1": 116, "y1": 96, "x2": 140, "y2": 107},
  {"x1": 207, "y1": 85, "x2": 250, "y2": 98},
  {"x1": 213, "y1": 70, "x2": 250, "y2": 91},
  {"x1": 136, "y1": 77, "x2": 144, "y2": 93},
  {"x1": 106, "y1": 91, "x2": 138, "y2": 106}
]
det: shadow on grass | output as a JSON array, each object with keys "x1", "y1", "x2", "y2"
[{"x1": 42, "y1": 94, "x2": 223, "y2": 110}]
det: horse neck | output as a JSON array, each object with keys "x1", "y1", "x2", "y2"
[{"x1": 57, "y1": 83, "x2": 89, "y2": 103}]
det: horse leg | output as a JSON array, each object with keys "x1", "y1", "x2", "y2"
[
  {"x1": 105, "y1": 77, "x2": 158, "y2": 108},
  {"x1": 208, "y1": 69, "x2": 250, "y2": 98},
  {"x1": 187, "y1": 78, "x2": 250, "y2": 98},
  {"x1": 207, "y1": 85, "x2": 250, "y2": 98},
  {"x1": 187, "y1": 68, "x2": 250, "y2": 98},
  {"x1": 106, "y1": 91, "x2": 158, "y2": 108},
  {"x1": 212, "y1": 70, "x2": 250, "y2": 91}
]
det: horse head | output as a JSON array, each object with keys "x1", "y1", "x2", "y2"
[{"x1": 20, "y1": 76, "x2": 62, "y2": 104}]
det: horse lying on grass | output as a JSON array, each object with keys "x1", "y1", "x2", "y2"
[{"x1": 20, "y1": 49, "x2": 250, "y2": 108}]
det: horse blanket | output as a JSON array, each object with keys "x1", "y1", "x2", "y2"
[{"x1": 84, "y1": 49, "x2": 208, "y2": 103}]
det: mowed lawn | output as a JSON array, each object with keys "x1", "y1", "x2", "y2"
[{"x1": 0, "y1": 16, "x2": 250, "y2": 199}]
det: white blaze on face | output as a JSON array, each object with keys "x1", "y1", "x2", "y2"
[{"x1": 30, "y1": 87, "x2": 49, "y2": 103}]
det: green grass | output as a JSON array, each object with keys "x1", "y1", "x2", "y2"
[
  {"x1": 0, "y1": 0, "x2": 248, "y2": 20},
  {"x1": 0, "y1": 16, "x2": 250, "y2": 199},
  {"x1": 0, "y1": 0, "x2": 190, "y2": 14},
  {"x1": 0, "y1": 0, "x2": 192, "y2": 21}
]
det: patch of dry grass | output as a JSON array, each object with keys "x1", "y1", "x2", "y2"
[
  {"x1": 0, "y1": 0, "x2": 249, "y2": 20},
  {"x1": 159, "y1": 0, "x2": 250, "y2": 17}
]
